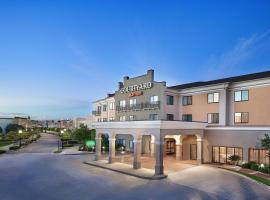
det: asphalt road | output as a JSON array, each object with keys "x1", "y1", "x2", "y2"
[{"x1": 0, "y1": 133, "x2": 269, "y2": 200}]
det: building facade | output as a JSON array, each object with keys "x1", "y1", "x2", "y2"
[{"x1": 92, "y1": 69, "x2": 270, "y2": 176}]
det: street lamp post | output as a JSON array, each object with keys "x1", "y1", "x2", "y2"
[{"x1": 18, "y1": 130, "x2": 23, "y2": 147}]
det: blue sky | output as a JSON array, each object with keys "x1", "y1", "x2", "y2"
[{"x1": 0, "y1": 0, "x2": 270, "y2": 119}]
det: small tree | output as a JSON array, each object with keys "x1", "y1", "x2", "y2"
[
  {"x1": 6, "y1": 131, "x2": 19, "y2": 141},
  {"x1": 228, "y1": 155, "x2": 241, "y2": 165},
  {"x1": 72, "y1": 124, "x2": 92, "y2": 149},
  {"x1": 261, "y1": 133, "x2": 270, "y2": 174}
]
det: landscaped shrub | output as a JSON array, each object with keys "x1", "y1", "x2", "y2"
[
  {"x1": 250, "y1": 162, "x2": 259, "y2": 171},
  {"x1": 228, "y1": 155, "x2": 241, "y2": 165},
  {"x1": 0, "y1": 150, "x2": 6, "y2": 154},
  {"x1": 241, "y1": 162, "x2": 250, "y2": 169},
  {"x1": 9, "y1": 146, "x2": 20, "y2": 150}
]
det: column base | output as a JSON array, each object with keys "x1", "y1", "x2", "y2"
[
  {"x1": 108, "y1": 157, "x2": 116, "y2": 164},
  {"x1": 133, "y1": 161, "x2": 141, "y2": 169},
  {"x1": 155, "y1": 165, "x2": 164, "y2": 175},
  {"x1": 94, "y1": 154, "x2": 100, "y2": 161},
  {"x1": 197, "y1": 159, "x2": 202, "y2": 165}
]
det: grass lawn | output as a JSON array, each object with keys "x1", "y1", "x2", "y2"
[
  {"x1": 53, "y1": 149, "x2": 62, "y2": 154},
  {"x1": 237, "y1": 171, "x2": 270, "y2": 186},
  {"x1": 0, "y1": 141, "x2": 13, "y2": 147}
]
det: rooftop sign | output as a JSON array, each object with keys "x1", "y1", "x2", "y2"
[{"x1": 120, "y1": 82, "x2": 153, "y2": 94}]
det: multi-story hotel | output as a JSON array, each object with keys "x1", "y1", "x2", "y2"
[{"x1": 92, "y1": 69, "x2": 270, "y2": 176}]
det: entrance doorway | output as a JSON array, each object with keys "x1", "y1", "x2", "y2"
[
  {"x1": 190, "y1": 144, "x2": 197, "y2": 160},
  {"x1": 166, "y1": 140, "x2": 176, "y2": 155}
]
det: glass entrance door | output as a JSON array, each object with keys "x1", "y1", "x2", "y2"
[{"x1": 166, "y1": 140, "x2": 175, "y2": 155}]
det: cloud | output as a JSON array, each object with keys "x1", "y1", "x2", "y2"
[{"x1": 203, "y1": 29, "x2": 270, "y2": 79}]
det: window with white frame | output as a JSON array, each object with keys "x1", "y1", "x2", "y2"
[
  {"x1": 119, "y1": 100, "x2": 126, "y2": 107},
  {"x1": 129, "y1": 99, "x2": 136, "y2": 106},
  {"x1": 207, "y1": 113, "x2": 219, "y2": 123},
  {"x1": 234, "y1": 112, "x2": 249, "y2": 123},
  {"x1": 208, "y1": 93, "x2": 219, "y2": 103},
  {"x1": 102, "y1": 104, "x2": 107, "y2": 112},
  {"x1": 109, "y1": 102, "x2": 115, "y2": 110},
  {"x1": 234, "y1": 90, "x2": 249, "y2": 102},
  {"x1": 182, "y1": 96, "x2": 192, "y2": 106},
  {"x1": 150, "y1": 96, "x2": 158, "y2": 104},
  {"x1": 119, "y1": 116, "x2": 126, "y2": 121},
  {"x1": 109, "y1": 117, "x2": 114, "y2": 121}
]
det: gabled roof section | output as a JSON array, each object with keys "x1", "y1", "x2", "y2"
[{"x1": 168, "y1": 70, "x2": 270, "y2": 90}]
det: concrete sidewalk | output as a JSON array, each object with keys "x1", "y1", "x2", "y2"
[
  {"x1": 83, "y1": 160, "x2": 167, "y2": 180},
  {"x1": 60, "y1": 146, "x2": 93, "y2": 155}
]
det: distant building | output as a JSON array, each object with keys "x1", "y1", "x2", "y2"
[
  {"x1": 73, "y1": 115, "x2": 94, "y2": 129},
  {"x1": 0, "y1": 115, "x2": 31, "y2": 134}
]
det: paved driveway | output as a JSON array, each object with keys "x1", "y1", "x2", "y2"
[{"x1": 0, "y1": 133, "x2": 269, "y2": 200}]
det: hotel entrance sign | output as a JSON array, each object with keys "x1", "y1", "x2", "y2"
[{"x1": 120, "y1": 82, "x2": 153, "y2": 94}]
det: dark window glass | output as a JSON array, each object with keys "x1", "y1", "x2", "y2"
[
  {"x1": 182, "y1": 114, "x2": 192, "y2": 122},
  {"x1": 182, "y1": 96, "x2": 192, "y2": 106},
  {"x1": 166, "y1": 114, "x2": 174, "y2": 121},
  {"x1": 166, "y1": 95, "x2": 174, "y2": 105}
]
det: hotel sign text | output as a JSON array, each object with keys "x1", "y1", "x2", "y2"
[{"x1": 120, "y1": 82, "x2": 153, "y2": 94}]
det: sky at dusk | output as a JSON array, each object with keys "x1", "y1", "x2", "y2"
[{"x1": 0, "y1": 0, "x2": 270, "y2": 119}]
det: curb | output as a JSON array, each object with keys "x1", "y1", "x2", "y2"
[{"x1": 83, "y1": 161, "x2": 167, "y2": 180}]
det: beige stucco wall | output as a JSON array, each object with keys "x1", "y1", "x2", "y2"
[
  {"x1": 182, "y1": 93, "x2": 219, "y2": 122},
  {"x1": 93, "y1": 97, "x2": 115, "y2": 122},
  {"x1": 234, "y1": 86, "x2": 270, "y2": 125}
]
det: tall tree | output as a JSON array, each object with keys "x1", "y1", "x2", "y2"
[{"x1": 261, "y1": 133, "x2": 270, "y2": 174}]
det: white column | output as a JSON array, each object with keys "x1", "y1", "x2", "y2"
[
  {"x1": 197, "y1": 137, "x2": 203, "y2": 165},
  {"x1": 133, "y1": 137, "x2": 142, "y2": 169},
  {"x1": 150, "y1": 135, "x2": 155, "y2": 157},
  {"x1": 108, "y1": 136, "x2": 116, "y2": 164},
  {"x1": 94, "y1": 136, "x2": 102, "y2": 161},
  {"x1": 175, "y1": 135, "x2": 183, "y2": 160},
  {"x1": 155, "y1": 137, "x2": 164, "y2": 176}
]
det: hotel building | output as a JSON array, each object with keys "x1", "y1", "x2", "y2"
[{"x1": 92, "y1": 69, "x2": 270, "y2": 176}]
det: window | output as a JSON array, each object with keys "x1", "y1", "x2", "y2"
[
  {"x1": 207, "y1": 113, "x2": 219, "y2": 124},
  {"x1": 119, "y1": 116, "x2": 126, "y2": 121},
  {"x1": 119, "y1": 100, "x2": 126, "y2": 107},
  {"x1": 129, "y1": 99, "x2": 137, "y2": 106},
  {"x1": 102, "y1": 105, "x2": 107, "y2": 112},
  {"x1": 208, "y1": 93, "x2": 219, "y2": 103},
  {"x1": 97, "y1": 106, "x2": 101, "y2": 111},
  {"x1": 167, "y1": 114, "x2": 174, "y2": 121},
  {"x1": 103, "y1": 118, "x2": 107, "y2": 122},
  {"x1": 166, "y1": 95, "x2": 174, "y2": 105},
  {"x1": 249, "y1": 148, "x2": 270, "y2": 165},
  {"x1": 234, "y1": 90, "x2": 249, "y2": 102},
  {"x1": 150, "y1": 96, "x2": 159, "y2": 104},
  {"x1": 97, "y1": 118, "x2": 101, "y2": 122},
  {"x1": 182, "y1": 96, "x2": 192, "y2": 106},
  {"x1": 234, "y1": 112, "x2": 249, "y2": 123},
  {"x1": 212, "y1": 146, "x2": 243, "y2": 164},
  {"x1": 109, "y1": 102, "x2": 115, "y2": 110},
  {"x1": 129, "y1": 115, "x2": 135, "y2": 121},
  {"x1": 149, "y1": 114, "x2": 158, "y2": 120},
  {"x1": 182, "y1": 114, "x2": 192, "y2": 122},
  {"x1": 109, "y1": 117, "x2": 114, "y2": 121}
]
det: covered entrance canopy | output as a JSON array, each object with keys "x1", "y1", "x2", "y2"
[{"x1": 92, "y1": 120, "x2": 207, "y2": 176}]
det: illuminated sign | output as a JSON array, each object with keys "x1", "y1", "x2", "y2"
[{"x1": 120, "y1": 82, "x2": 153, "y2": 94}]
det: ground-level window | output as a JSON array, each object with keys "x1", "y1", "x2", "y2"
[
  {"x1": 109, "y1": 117, "x2": 114, "y2": 121},
  {"x1": 119, "y1": 116, "x2": 126, "y2": 121},
  {"x1": 103, "y1": 118, "x2": 107, "y2": 122},
  {"x1": 166, "y1": 114, "x2": 174, "y2": 121},
  {"x1": 129, "y1": 115, "x2": 135, "y2": 121},
  {"x1": 212, "y1": 146, "x2": 243, "y2": 164},
  {"x1": 234, "y1": 112, "x2": 249, "y2": 123},
  {"x1": 149, "y1": 114, "x2": 158, "y2": 120},
  {"x1": 207, "y1": 113, "x2": 219, "y2": 124},
  {"x1": 182, "y1": 114, "x2": 192, "y2": 122},
  {"x1": 249, "y1": 148, "x2": 269, "y2": 165}
]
